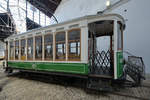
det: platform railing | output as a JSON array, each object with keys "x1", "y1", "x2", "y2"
[
  {"x1": 89, "y1": 50, "x2": 113, "y2": 76},
  {"x1": 123, "y1": 51, "x2": 145, "y2": 85}
]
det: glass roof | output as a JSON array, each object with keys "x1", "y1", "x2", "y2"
[{"x1": 0, "y1": 0, "x2": 51, "y2": 33}]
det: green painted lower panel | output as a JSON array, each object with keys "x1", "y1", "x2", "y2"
[
  {"x1": 116, "y1": 51, "x2": 123, "y2": 78},
  {"x1": 8, "y1": 62, "x2": 89, "y2": 75}
]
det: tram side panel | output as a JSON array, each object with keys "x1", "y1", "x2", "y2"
[{"x1": 6, "y1": 27, "x2": 89, "y2": 76}]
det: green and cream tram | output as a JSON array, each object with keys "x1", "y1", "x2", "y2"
[{"x1": 4, "y1": 14, "x2": 145, "y2": 90}]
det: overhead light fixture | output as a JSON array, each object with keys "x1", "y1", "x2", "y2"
[{"x1": 106, "y1": 0, "x2": 111, "y2": 7}]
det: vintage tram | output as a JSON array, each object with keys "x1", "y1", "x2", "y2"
[{"x1": 4, "y1": 14, "x2": 145, "y2": 90}]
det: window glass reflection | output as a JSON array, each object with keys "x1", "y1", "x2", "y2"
[
  {"x1": 27, "y1": 38, "x2": 33, "y2": 60},
  {"x1": 56, "y1": 32, "x2": 66, "y2": 60},
  {"x1": 68, "y1": 29, "x2": 80, "y2": 60},
  {"x1": 15, "y1": 41, "x2": 19, "y2": 60},
  {"x1": 21, "y1": 39, "x2": 26, "y2": 60},
  {"x1": 10, "y1": 42, "x2": 14, "y2": 60},
  {"x1": 35, "y1": 36, "x2": 42, "y2": 60},
  {"x1": 44, "y1": 34, "x2": 53, "y2": 60}
]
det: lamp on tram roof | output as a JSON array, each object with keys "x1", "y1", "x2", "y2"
[{"x1": 106, "y1": 0, "x2": 111, "y2": 7}]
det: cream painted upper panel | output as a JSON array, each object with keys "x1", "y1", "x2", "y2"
[{"x1": 6, "y1": 14, "x2": 124, "y2": 41}]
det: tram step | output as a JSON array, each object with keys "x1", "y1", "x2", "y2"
[
  {"x1": 88, "y1": 74, "x2": 113, "y2": 79},
  {"x1": 87, "y1": 77, "x2": 112, "y2": 91}
]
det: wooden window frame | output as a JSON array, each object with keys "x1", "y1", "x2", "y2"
[
  {"x1": 9, "y1": 41, "x2": 15, "y2": 60},
  {"x1": 67, "y1": 28, "x2": 81, "y2": 61},
  {"x1": 27, "y1": 37, "x2": 33, "y2": 60},
  {"x1": 44, "y1": 34, "x2": 53, "y2": 61},
  {"x1": 21, "y1": 39, "x2": 26, "y2": 60},
  {"x1": 55, "y1": 31, "x2": 66, "y2": 61},
  {"x1": 15, "y1": 40, "x2": 19, "y2": 60},
  {"x1": 35, "y1": 35, "x2": 43, "y2": 60}
]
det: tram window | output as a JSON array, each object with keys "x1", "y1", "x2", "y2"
[
  {"x1": 35, "y1": 36, "x2": 42, "y2": 60},
  {"x1": 55, "y1": 32, "x2": 66, "y2": 60},
  {"x1": 27, "y1": 38, "x2": 33, "y2": 60},
  {"x1": 44, "y1": 34, "x2": 53, "y2": 60},
  {"x1": 117, "y1": 22, "x2": 122, "y2": 50},
  {"x1": 21, "y1": 39, "x2": 26, "y2": 60},
  {"x1": 96, "y1": 36, "x2": 110, "y2": 51},
  {"x1": 15, "y1": 40, "x2": 19, "y2": 60},
  {"x1": 68, "y1": 29, "x2": 80, "y2": 60},
  {"x1": 9, "y1": 42, "x2": 14, "y2": 60}
]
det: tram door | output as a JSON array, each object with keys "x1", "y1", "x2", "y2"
[
  {"x1": 88, "y1": 35, "x2": 113, "y2": 76},
  {"x1": 88, "y1": 20, "x2": 114, "y2": 77},
  {"x1": 88, "y1": 20, "x2": 124, "y2": 78},
  {"x1": 96, "y1": 36, "x2": 113, "y2": 76}
]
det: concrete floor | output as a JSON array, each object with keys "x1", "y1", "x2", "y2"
[{"x1": 0, "y1": 70, "x2": 149, "y2": 100}]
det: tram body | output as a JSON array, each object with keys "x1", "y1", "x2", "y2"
[{"x1": 4, "y1": 14, "x2": 145, "y2": 90}]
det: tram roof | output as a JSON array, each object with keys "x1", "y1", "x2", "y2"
[{"x1": 5, "y1": 13, "x2": 125, "y2": 41}]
